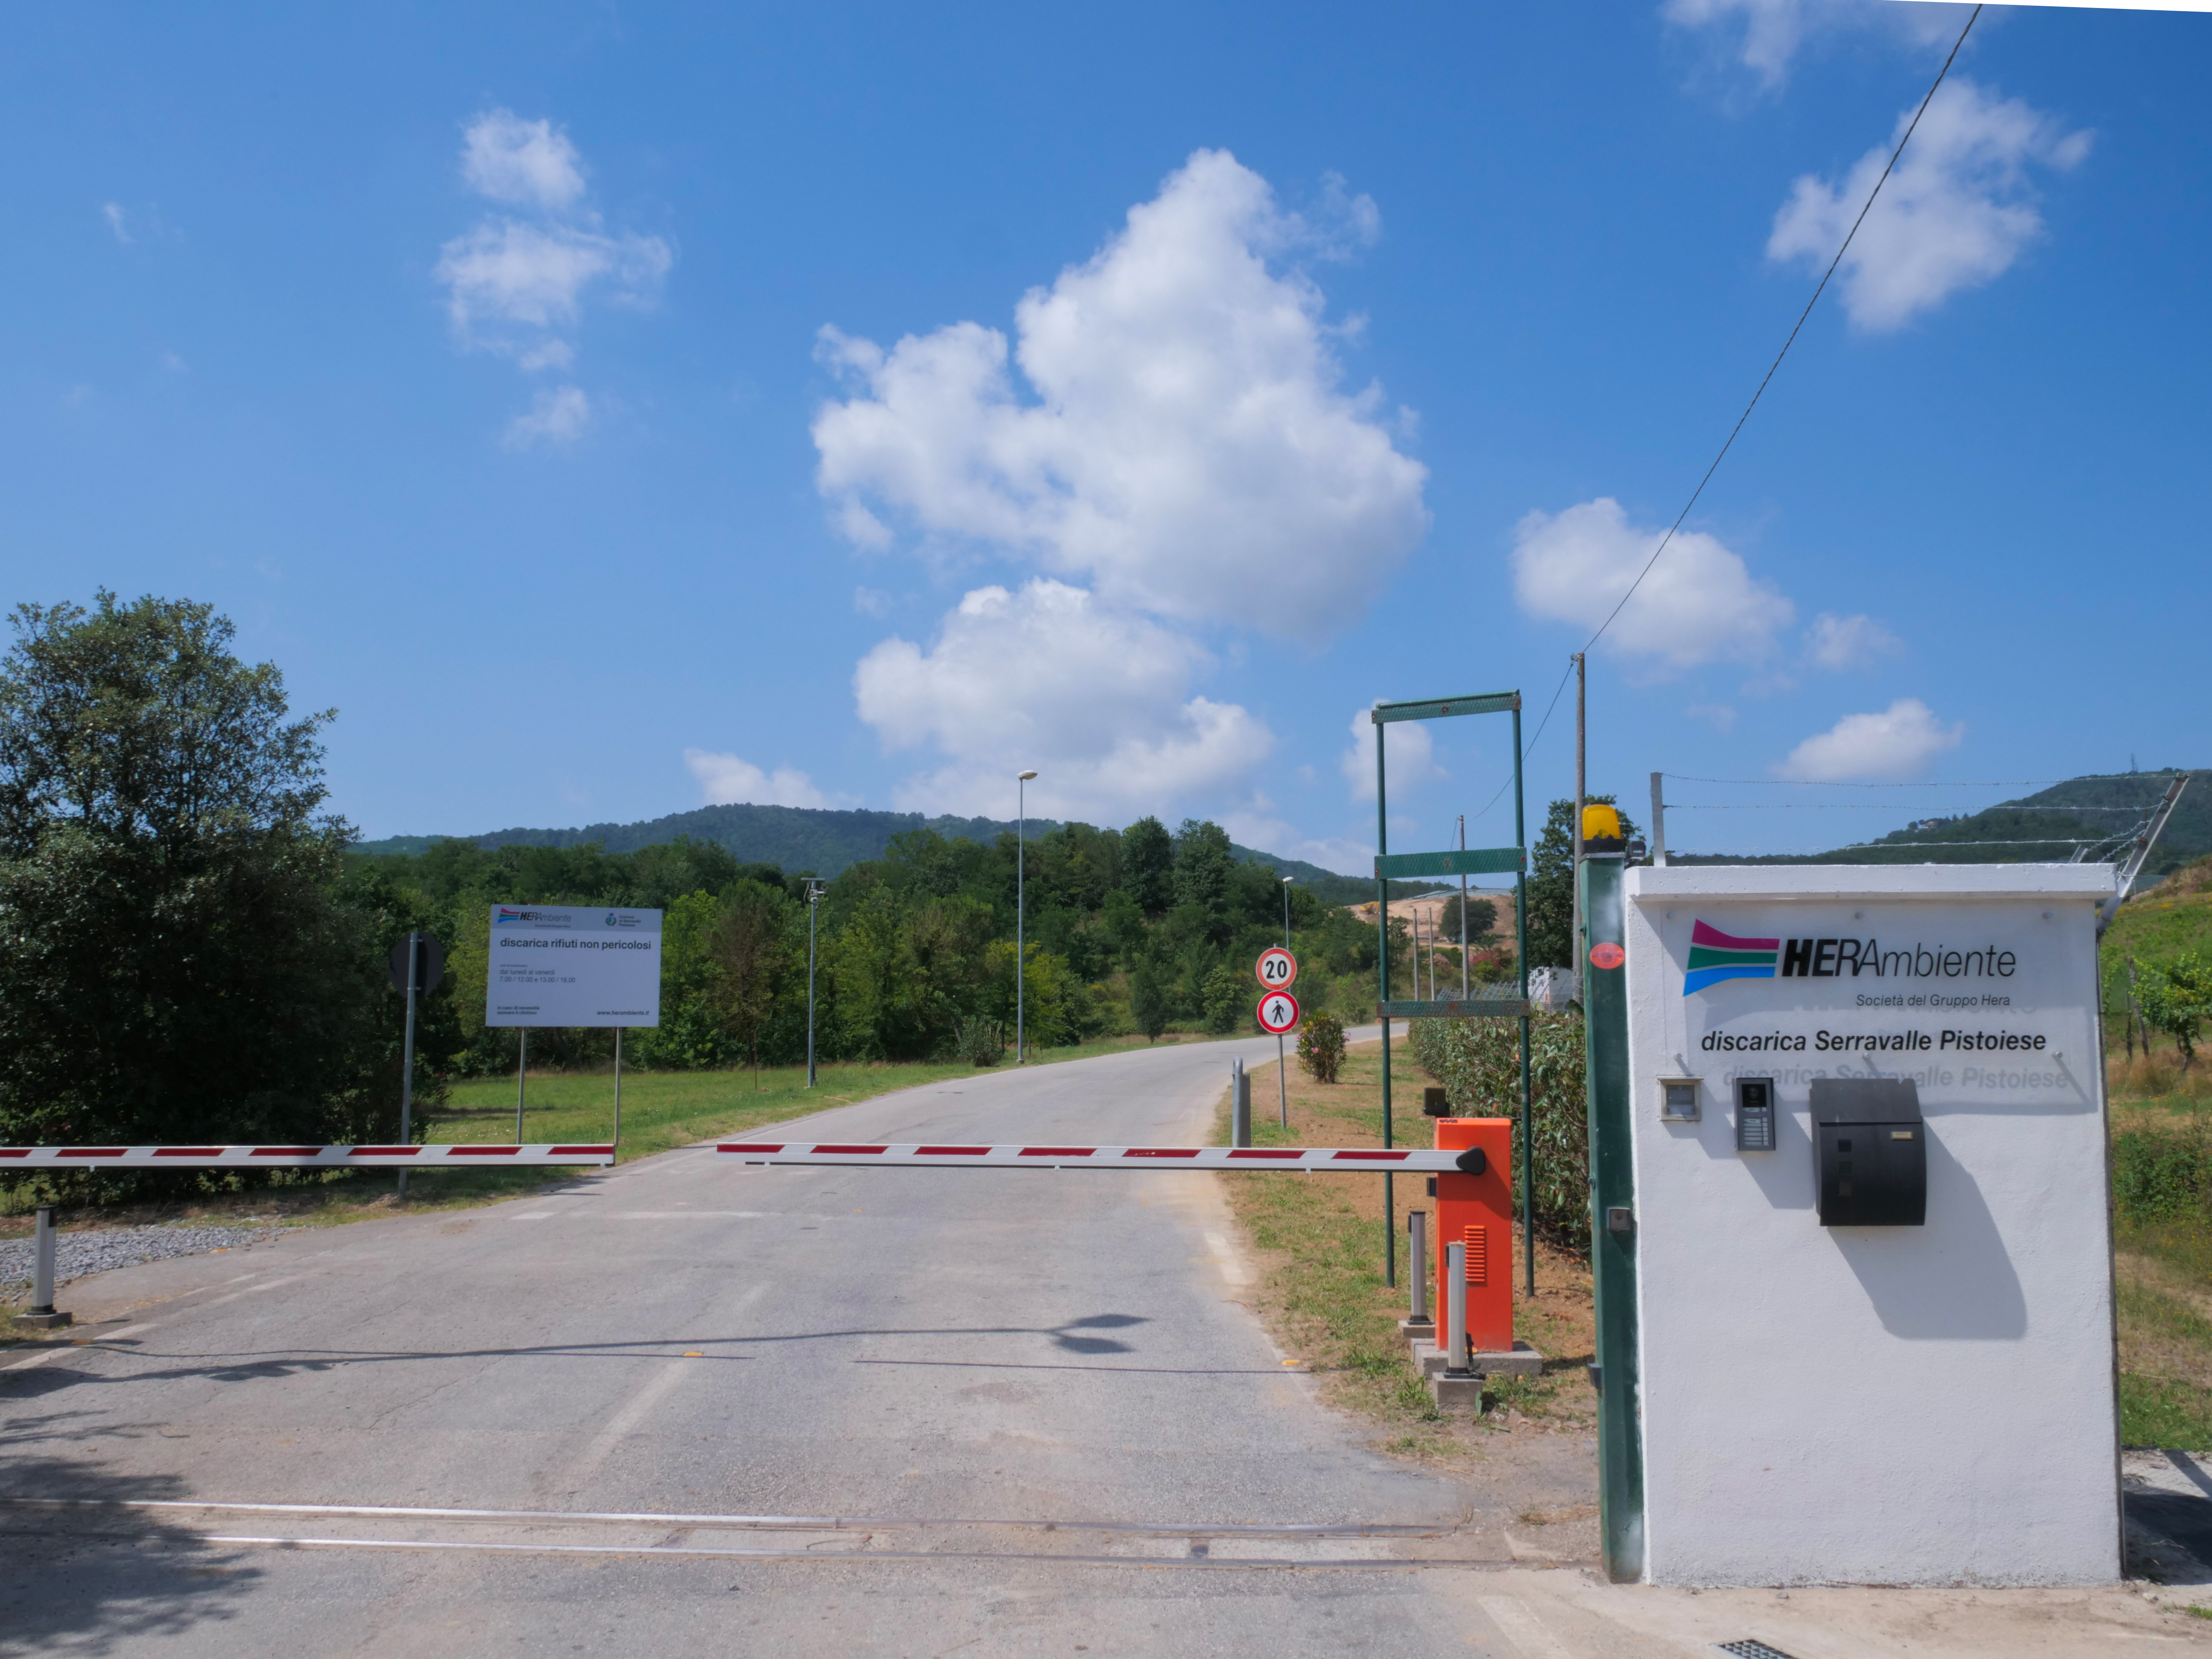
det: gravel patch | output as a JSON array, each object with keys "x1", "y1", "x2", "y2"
[{"x1": 1, "y1": 1222, "x2": 293, "y2": 1294}]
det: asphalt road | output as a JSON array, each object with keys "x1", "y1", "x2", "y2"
[
  {"x1": 6, "y1": 1034, "x2": 2199, "y2": 1656},
  {"x1": 0, "y1": 1033, "x2": 1616, "y2": 1657}
]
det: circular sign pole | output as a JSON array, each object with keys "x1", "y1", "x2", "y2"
[
  {"x1": 1255, "y1": 988, "x2": 1302, "y2": 1130},
  {"x1": 1255, "y1": 955, "x2": 1300, "y2": 1127}
]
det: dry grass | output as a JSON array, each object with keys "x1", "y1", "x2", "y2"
[{"x1": 1211, "y1": 1033, "x2": 1595, "y2": 1469}]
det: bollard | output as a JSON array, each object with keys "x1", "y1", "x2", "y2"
[
  {"x1": 23, "y1": 1206, "x2": 70, "y2": 1330},
  {"x1": 1232, "y1": 1058, "x2": 1252, "y2": 1149},
  {"x1": 1444, "y1": 1239, "x2": 1469, "y2": 1376},
  {"x1": 1408, "y1": 1210, "x2": 1432, "y2": 1329}
]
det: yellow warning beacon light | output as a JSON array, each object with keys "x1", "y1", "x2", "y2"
[{"x1": 1581, "y1": 803, "x2": 1624, "y2": 851}]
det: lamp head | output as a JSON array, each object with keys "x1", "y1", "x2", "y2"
[{"x1": 1018, "y1": 770, "x2": 1038, "y2": 781}]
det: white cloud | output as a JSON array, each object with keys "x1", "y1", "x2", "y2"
[
  {"x1": 1768, "y1": 78, "x2": 2091, "y2": 332},
  {"x1": 436, "y1": 220, "x2": 671, "y2": 345},
  {"x1": 102, "y1": 202, "x2": 131, "y2": 245},
  {"x1": 853, "y1": 579, "x2": 1272, "y2": 820},
  {"x1": 1512, "y1": 498, "x2": 1795, "y2": 670},
  {"x1": 812, "y1": 148, "x2": 1428, "y2": 642},
  {"x1": 503, "y1": 385, "x2": 590, "y2": 449},
  {"x1": 159, "y1": 350, "x2": 187, "y2": 373},
  {"x1": 436, "y1": 109, "x2": 672, "y2": 407},
  {"x1": 1342, "y1": 706, "x2": 1441, "y2": 802},
  {"x1": 1663, "y1": 0, "x2": 1967, "y2": 88},
  {"x1": 1805, "y1": 611, "x2": 1902, "y2": 670},
  {"x1": 1687, "y1": 702, "x2": 1739, "y2": 733},
  {"x1": 1779, "y1": 698, "x2": 1963, "y2": 781},
  {"x1": 852, "y1": 586, "x2": 891, "y2": 617},
  {"x1": 1219, "y1": 804, "x2": 1372, "y2": 878},
  {"x1": 684, "y1": 749, "x2": 832, "y2": 810},
  {"x1": 461, "y1": 109, "x2": 588, "y2": 211}
]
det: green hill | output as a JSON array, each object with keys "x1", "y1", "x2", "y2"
[{"x1": 352, "y1": 800, "x2": 1393, "y2": 905}]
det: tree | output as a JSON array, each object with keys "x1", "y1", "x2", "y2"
[
  {"x1": 1172, "y1": 819, "x2": 1235, "y2": 926},
  {"x1": 714, "y1": 880, "x2": 795, "y2": 1088},
  {"x1": 1438, "y1": 893, "x2": 1497, "y2": 946},
  {"x1": 1129, "y1": 962, "x2": 1170, "y2": 1042},
  {"x1": 0, "y1": 593, "x2": 396, "y2": 1166},
  {"x1": 1123, "y1": 816, "x2": 1174, "y2": 915},
  {"x1": 2142, "y1": 953, "x2": 2212, "y2": 1070},
  {"x1": 1524, "y1": 795, "x2": 1640, "y2": 968},
  {"x1": 1200, "y1": 962, "x2": 1246, "y2": 1035}
]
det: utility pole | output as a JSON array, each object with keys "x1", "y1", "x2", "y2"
[
  {"x1": 1017, "y1": 770, "x2": 1037, "y2": 1062},
  {"x1": 1458, "y1": 814, "x2": 1469, "y2": 997},
  {"x1": 1570, "y1": 652, "x2": 1586, "y2": 977},
  {"x1": 805, "y1": 878, "x2": 825, "y2": 1087}
]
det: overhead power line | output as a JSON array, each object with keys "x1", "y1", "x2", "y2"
[
  {"x1": 1491, "y1": 7, "x2": 1984, "y2": 823},
  {"x1": 1575, "y1": 4, "x2": 1983, "y2": 663}
]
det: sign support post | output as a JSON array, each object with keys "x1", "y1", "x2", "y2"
[
  {"x1": 400, "y1": 937, "x2": 419, "y2": 1198},
  {"x1": 387, "y1": 931, "x2": 444, "y2": 1199}
]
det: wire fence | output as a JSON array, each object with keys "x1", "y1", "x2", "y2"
[{"x1": 1648, "y1": 770, "x2": 2187, "y2": 862}]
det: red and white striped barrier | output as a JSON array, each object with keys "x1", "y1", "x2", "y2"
[
  {"x1": 0, "y1": 1144, "x2": 614, "y2": 1169},
  {"x1": 717, "y1": 1141, "x2": 1463, "y2": 1171}
]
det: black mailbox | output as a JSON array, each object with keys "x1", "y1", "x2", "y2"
[{"x1": 1812, "y1": 1078, "x2": 1926, "y2": 1227}]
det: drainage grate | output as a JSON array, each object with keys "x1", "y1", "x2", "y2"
[{"x1": 1718, "y1": 1643, "x2": 1798, "y2": 1659}]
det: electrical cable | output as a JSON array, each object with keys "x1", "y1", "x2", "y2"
[
  {"x1": 1494, "y1": 8, "x2": 1984, "y2": 828},
  {"x1": 1575, "y1": 5, "x2": 1982, "y2": 663}
]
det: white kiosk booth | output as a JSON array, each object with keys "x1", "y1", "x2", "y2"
[{"x1": 1591, "y1": 860, "x2": 2119, "y2": 1587}]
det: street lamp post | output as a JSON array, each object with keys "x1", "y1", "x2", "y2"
[
  {"x1": 805, "y1": 878, "x2": 826, "y2": 1087},
  {"x1": 1016, "y1": 770, "x2": 1038, "y2": 1063}
]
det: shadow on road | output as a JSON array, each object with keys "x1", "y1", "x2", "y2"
[
  {"x1": 0, "y1": 1312, "x2": 1158, "y2": 1396},
  {"x1": 0, "y1": 1409, "x2": 258, "y2": 1655}
]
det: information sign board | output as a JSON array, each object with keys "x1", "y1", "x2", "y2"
[{"x1": 485, "y1": 905, "x2": 662, "y2": 1028}]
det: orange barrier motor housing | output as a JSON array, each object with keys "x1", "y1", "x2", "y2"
[{"x1": 1430, "y1": 1116, "x2": 1515, "y2": 1354}]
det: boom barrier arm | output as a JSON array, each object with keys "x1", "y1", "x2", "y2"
[
  {"x1": 718, "y1": 1142, "x2": 1474, "y2": 1171},
  {"x1": 0, "y1": 1144, "x2": 614, "y2": 1168}
]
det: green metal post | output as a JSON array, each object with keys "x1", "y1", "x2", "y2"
[
  {"x1": 1514, "y1": 704, "x2": 1533, "y2": 1297},
  {"x1": 1374, "y1": 713, "x2": 1394, "y2": 1288},
  {"x1": 1581, "y1": 850, "x2": 1643, "y2": 1582}
]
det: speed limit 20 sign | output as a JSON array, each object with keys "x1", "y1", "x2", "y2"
[
  {"x1": 1256, "y1": 946, "x2": 1298, "y2": 990},
  {"x1": 1256, "y1": 990, "x2": 1301, "y2": 1034}
]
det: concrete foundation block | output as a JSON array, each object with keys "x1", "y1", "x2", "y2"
[
  {"x1": 1430, "y1": 1372, "x2": 1486, "y2": 1412},
  {"x1": 1471, "y1": 1341, "x2": 1544, "y2": 1378},
  {"x1": 18, "y1": 1310, "x2": 72, "y2": 1330},
  {"x1": 1411, "y1": 1337, "x2": 1544, "y2": 1378},
  {"x1": 1397, "y1": 1317, "x2": 1434, "y2": 1338}
]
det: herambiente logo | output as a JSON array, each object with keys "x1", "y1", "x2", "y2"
[
  {"x1": 1685, "y1": 922, "x2": 1779, "y2": 994},
  {"x1": 1685, "y1": 920, "x2": 2019, "y2": 995}
]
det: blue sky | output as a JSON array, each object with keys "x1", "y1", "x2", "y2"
[{"x1": 5, "y1": 2, "x2": 2205, "y2": 871}]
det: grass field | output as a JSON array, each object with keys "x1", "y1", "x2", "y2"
[
  {"x1": 1211, "y1": 1034, "x2": 1596, "y2": 1466},
  {"x1": 0, "y1": 1031, "x2": 1236, "y2": 1235},
  {"x1": 2110, "y1": 1051, "x2": 2212, "y2": 1447}
]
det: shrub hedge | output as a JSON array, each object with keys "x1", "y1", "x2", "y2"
[{"x1": 1408, "y1": 1011, "x2": 1590, "y2": 1247}]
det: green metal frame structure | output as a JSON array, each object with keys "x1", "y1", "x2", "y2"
[{"x1": 1370, "y1": 692, "x2": 1535, "y2": 1295}]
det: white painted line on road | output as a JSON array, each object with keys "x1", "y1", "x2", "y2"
[
  {"x1": 552, "y1": 1282, "x2": 769, "y2": 1495},
  {"x1": 184, "y1": 1531, "x2": 1504, "y2": 1570},
  {"x1": 195, "y1": 1271, "x2": 314, "y2": 1311},
  {"x1": 509, "y1": 1212, "x2": 556, "y2": 1221},
  {"x1": 1478, "y1": 1597, "x2": 1575, "y2": 1658},
  {"x1": 1203, "y1": 1231, "x2": 1251, "y2": 1286},
  {"x1": 2, "y1": 1345, "x2": 65, "y2": 1372},
  {"x1": 0, "y1": 1496, "x2": 1455, "y2": 1537}
]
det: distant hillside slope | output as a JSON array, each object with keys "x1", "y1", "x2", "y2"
[
  {"x1": 1677, "y1": 769, "x2": 2203, "y2": 873},
  {"x1": 353, "y1": 800, "x2": 1389, "y2": 902}
]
